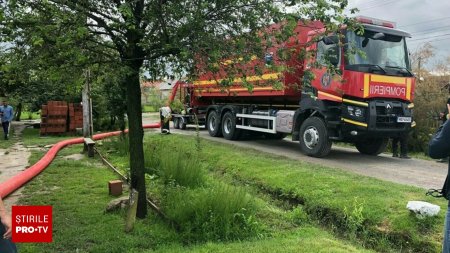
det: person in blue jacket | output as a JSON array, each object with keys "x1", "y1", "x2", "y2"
[
  {"x1": 0, "y1": 100, "x2": 13, "y2": 140},
  {"x1": 429, "y1": 120, "x2": 450, "y2": 252}
]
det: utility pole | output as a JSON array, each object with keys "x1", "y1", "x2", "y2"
[
  {"x1": 418, "y1": 56, "x2": 422, "y2": 83},
  {"x1": 82, "y1": 68, "x2": 93, "y2": 138}
]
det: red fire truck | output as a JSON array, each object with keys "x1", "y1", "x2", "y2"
[{"x1": 169, "y1": 16, "x2": 415, "y2": 157}]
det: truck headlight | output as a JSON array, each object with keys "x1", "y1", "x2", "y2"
[{"x1": 347, "y1": 105, "x2": 364, "y2": 118}]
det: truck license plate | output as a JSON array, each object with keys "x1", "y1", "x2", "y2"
[{"x1": 397, "y1": 116, "x2": 412, "y2": 123}]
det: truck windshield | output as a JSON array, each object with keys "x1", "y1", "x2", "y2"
[{"x1": 345, "y1": 30, "x2": 412, "y2": 76}]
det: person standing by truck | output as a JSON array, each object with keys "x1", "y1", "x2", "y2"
[
  {"x1": 392, "y1": 133, "x2": 410, "y2": 159},
  {"x1": 428, "y1": 119, "x2": 450, "y2": 252},
  {"x1": 160, "y1": 102, "x2": 172, "y2": 134},
  {"x1": 0, "y1": 100, "x2": 13, "y2": 140}
]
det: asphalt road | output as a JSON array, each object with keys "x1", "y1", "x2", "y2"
[{"x1": 143, "y1": 114, "x2": 447, "y2": 190}]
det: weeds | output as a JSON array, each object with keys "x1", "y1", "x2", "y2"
[
  {"x1": 158, "y1": 151, "x2": 205, "y2": 188},
  {"x1": 289, "y1": 205, "x2": 309, "y2": 225},
  {"x1": 193, "y1": 113, "x2": 201, "y2": 153},
  {"x1": 103, "y1": 134, "x2": 129, "y2": 156},
  {"x1": 163, "y1": 183, "x2": 261, "y2": 242}
]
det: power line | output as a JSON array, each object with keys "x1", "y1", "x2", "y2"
[
  {"x1": 358, "y1": 0, "x2": 384, "y2": 6},
  {"x1": 399, "y1": 16, "x2": 450, "y2": 28},
  {"x1": 408, "y1": 36, "x2": 450, "y2": 45},
  {"x1": 359, "y1": 0, "x2": 393, "y2": 7},
  {"x1": 412, "y1": 25, "x2": 450, "y2": 35},
  {"x1": 409, "y1": 33, "x2": 450, "y2": 42},
  {"x1": 359, "y1": 0, "x2": 401, "y2": 11}
]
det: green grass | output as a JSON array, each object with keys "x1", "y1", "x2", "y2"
[
  {"x1": 140, "y1": 134, "x2": 446, "y2": 252},
  {"x1": 143, "y1": 105, "x2": 157, "y2": 113},
  {"x1": 21, "y1": 128, "x2": 74, "y2": 147},
  {"x1": 17, "y1": 130, "x2": 374, "y2": 253},
  {"x1": 19, "y1": 111, "x2": 40, "y2": 120}
]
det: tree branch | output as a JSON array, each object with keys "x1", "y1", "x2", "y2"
[{"x1": 48, "y1": 0, "x2": 126, "y2": 55}]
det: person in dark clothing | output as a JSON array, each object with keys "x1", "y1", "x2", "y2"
[
  {"x1": 437, "y1": 97, "x2": 450, "y2": 163},
  {"x1": 0, "y1": 197, "x2": 17, "y2": 253},
  {"x1": 429, "y1": 120, "x2": 450, "y2": 252},
  {"x1": 439, "y1": 97, "x2": 450, "y2": 124},
  {"x1": 0, "y1": 101, "x2": 13, "y2": 140},
  {"x1": 392, "y1": 134, "x2": 410, "y2": 159}
]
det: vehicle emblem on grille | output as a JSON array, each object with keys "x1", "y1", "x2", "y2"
[{"x1": 386, "y1": 103, "x2": 392, "y2": 109}]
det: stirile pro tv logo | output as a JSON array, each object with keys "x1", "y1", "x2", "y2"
[{"x1": 12, "y1": 206, "x2": 52, "y2": 243}]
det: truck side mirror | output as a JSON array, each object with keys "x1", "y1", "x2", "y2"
[
  {"x1": 372, "y1": 32, "x2": 385, "y2": 40},
  {"x1": 327, "y1": 45, "x2": 340, "y2": 66},
  {"x1": 322, "y1": 35, "x2": 338, "y2": 45}
]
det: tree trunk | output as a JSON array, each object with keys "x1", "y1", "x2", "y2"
[
  {"x1": 125, "y1": 65, "x2": 147, "y2": 218},
  {"x1": 14, "y1": 102, "x2": 22, "y2": 121}
]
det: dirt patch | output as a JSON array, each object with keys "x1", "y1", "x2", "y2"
[
  {"x1": 0, "y1": 123, "x2": 31, "y2": 210},
  {"x1": 63, "y1": 153, "x2": 85, "y2": 161}
]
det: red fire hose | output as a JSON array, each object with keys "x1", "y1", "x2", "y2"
[{"x1": 0, "y1": 123, "x2": 160, "y2": 198}]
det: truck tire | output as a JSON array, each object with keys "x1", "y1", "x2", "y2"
[
  {"x1": 299, "y1": 117, "x2": 332, "y2": 157},
  {"x1": 355, "y1": 138, "x2": 388, "y2": 155},
  {"x1": 173, "y1": 117, "x2": 180, "y2": 129},
  {"x1": 207, "y1": 110, "x2": 222, "y2": 137},
  {"x1": 179, "y1": 118, "x2": 187, "y2": 130},
  {"x1": 222, "y1": 111, "x2": 241, "y2": 140}
]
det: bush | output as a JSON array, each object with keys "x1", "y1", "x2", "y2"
[
  {"x1": 163, "y1": 183, "x2": 260, "y2": 242},
  {"x1": 410, "y1": 76, "x2": 447, "y2": 152}
]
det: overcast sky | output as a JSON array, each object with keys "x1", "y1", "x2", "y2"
[{"x1": 347, "y1": 0, "x2": 450, "y2": 69}]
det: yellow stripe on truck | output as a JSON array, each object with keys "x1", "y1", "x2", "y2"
[
  {"x1": 318, "y1": 91, "x2": 342, "y2": 101},
  {"x1": 406, "y1": 79, "x2": 411, "y2": 100},
  {"x1": 342, "y1": 98, "x2": 368, "y2": 107},
  {"x1": 364, "y1": 74, "x2": 370, "y2": 98},
  {"x1": 341, "y1": 117, "x2": 368, "y2": 128},
  {"x1": 370, "y1": 74, "x2": 406, "y2": 85},
  {"x1": 193, "y1": 73, "x2": 281, "y2": 86}
]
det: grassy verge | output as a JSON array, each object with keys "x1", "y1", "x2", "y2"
[
  {"x1": 22, "y1": 128, "x2": 74, "y2": 147},
  {"x1": 138, "y1": 134, "x2": 445, "y2": 252},
  {"x1": 17, "y1": 130, "x2": 373, "y2": 252}
]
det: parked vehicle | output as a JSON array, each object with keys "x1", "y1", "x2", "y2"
[{"x1": 169, "y1": 16, "x2": 415, "y2": 157}]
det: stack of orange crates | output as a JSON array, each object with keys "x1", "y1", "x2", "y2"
[
  {"x1": 40, "y1": 101, "x2": 83, "y2": 135},
  {"x1": 40, "y1": 105, "x2": 48, "y2": 135},
  {"x1": 68, "y1": 103, "x2": 83, "y2": 132},
  {"x1": 40, "y1": 101, "x2": 67, "y2": 135}
]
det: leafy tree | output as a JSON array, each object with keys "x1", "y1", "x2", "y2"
[
  {"x1": 410, "y1": 42, "x2": 435, "y2": 80},
  {"x1": 3, "y1": 0, "x2": 351, "y2": 218}
]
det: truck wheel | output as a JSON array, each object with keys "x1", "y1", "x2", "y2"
[
  {"x1": 173, "y1": 118, "x2": 180, "y2": 129},
  {"x1": 178, "y1": 118, "x2": 187, "y2": 130},
  {"x1": 222, "y1": 112, "x2": 241, "y2": 140},
  {"x1": 299, "y1": 117, "x2": 332, "y2": 157},
  {"x1": 207, "y1": 110, "x2": 222, "y2": 137},
  {"x1": 355, "y1": 138, "x2": 388, "y2": 155}
]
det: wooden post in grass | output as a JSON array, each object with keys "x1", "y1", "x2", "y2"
[{"x1": 125, "y1": 189, "x2": 139, "y2": 232}]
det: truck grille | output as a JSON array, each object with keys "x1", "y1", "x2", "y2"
[{"x1": 374, "y1": 103, "x2": 405, "y2": 129}]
